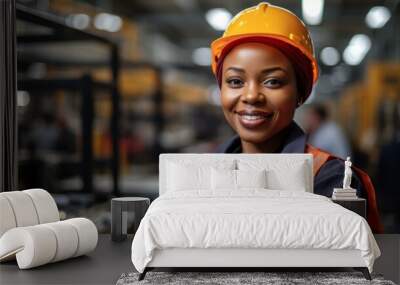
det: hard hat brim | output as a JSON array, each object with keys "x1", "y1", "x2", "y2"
[{"x1": 211, "y1": 33, "x2": 319, "y2": 84}]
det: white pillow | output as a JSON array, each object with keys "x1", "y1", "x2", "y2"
[
  {"x1": 211, "y1": 168, "x2": 267, "y2": 190},
  {"x1": 166, "y1": 159, "x2": 236, "y2": 192},
  {"x1": 238, "y1": 159, "x2": 308, "y2": 192},
  {"x1": 266, "y1": 161, "x2": 308, "y2": 191},
  {"x1": 236, "y1": 169, "x2": 267, "y2": 189},
  {"x1": 167, "y1": 162, "x2": 210, "y2": 191},
  {"x1": 211, "y1": 168, "x2": 236, "y2": 190}
]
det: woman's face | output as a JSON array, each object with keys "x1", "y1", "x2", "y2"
[{"x1": 220, "y1": 42, "x2": 298, "y2": 145}]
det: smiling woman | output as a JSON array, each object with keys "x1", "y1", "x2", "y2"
[
  {"x1": 211, "y1": 2, "x2": 383, "y2": 233},
  {"x1": 220, "y1": 43, "x2": 298, "y2": 153}
]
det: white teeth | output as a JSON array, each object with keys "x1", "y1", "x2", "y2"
[{"x1": 241, "y1": 115, "x2": 265, "y2": 120}]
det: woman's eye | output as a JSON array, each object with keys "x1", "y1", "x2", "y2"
[
  {"x1": 226, "y1": 78, "x2": 244, "y2": 88},
  {"x1": 263, "y1": 78, "x2": 282, "y2": 88}
]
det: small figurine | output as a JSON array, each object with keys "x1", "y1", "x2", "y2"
[
  {"x1": 342, "y1": 156, "x2": 353, "y2": 189},
  {"x1": 332, "y1": 156, "x2": 357, "y2": 199}
]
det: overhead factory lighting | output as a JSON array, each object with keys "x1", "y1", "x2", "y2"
[
  {"x1": 94, "y1": 13, "x2": 122, "y2": 32},
  {"x1": 205, "y1": 8, "x2": 232, "y2": 31},
  {"x1": 365, "y1": 6, "x2": 391, "y2": 29},
  {"x1": 302, "y1": 0, "x2": 324, "y2": 25},
  {"x1": 320, "y1": 47, "x2": 340, "y2": 66},
  {"x1": 66, "y1": 14, "x2": 90, "y2": 30},
  {"x1": 192, "y1": 47, "x2": 211, "y2": 66},
  {"x1": 17, "y1": 91, "x2": 30, "y2": 107},
  {"x1": 343, "y1": 34, "x2": 371, "y2": 66}
]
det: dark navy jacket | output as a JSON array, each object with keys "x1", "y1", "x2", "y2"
[{"x1": 214, "y1": 121, "x2": 365, "y2": 198}]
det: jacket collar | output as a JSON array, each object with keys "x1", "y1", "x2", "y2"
[{"x1": 216, "y1": 121, "x2": 307, "y2": 154}]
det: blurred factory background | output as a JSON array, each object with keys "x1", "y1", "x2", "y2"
[{"x1": 14, "y1": 0, "x2": 400, "y2": 233}]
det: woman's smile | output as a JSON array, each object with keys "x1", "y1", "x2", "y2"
[{"x1": 234, "y1": 110, "x2": 275, "y2": 129}]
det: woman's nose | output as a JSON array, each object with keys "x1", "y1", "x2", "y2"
[{"x1": 242, "y1": 84, "x2": 264, "y2": 104}]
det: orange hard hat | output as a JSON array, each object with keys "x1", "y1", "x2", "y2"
[{"x1": 210, "y1": 2, "x2": 319, "y2": 84}]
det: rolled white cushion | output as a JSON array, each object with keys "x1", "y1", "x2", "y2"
[
  {"x1": 0, "y1": 226, "x2": 57, "y2": 269},
  {"x1": 42, "y1": 221, "x2": 79, "y2": 262},
  {"x1": 0, "y1": 218, "x2": 98, "y2": 269},
  {"x1": 64, "y1": 218, "x2": 98, "y2": 257},
  {"x1": 23, "y1": 189, "x2": 59, "y2": 224},
  {"x1": 0, "y1": 196, "x2": 17, "y2": 237},
  {"x1": 0, "y1": 191, "x2": 39, "y2": 227}
]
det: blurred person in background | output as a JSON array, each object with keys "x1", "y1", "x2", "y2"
[
  {"x1": 29, "y1": 111, "x2": 59, "y2": 151},
  {"x1": 27, "y1": 111, "x2": 76, "y2": 154},
  {"x1": 375, "y1": 94, "x2": 400, "y2": 232},
  {"x1": 19, "y1": 111, "x2": 77, "y2": 190},
  {"x1": 211, "y1": 2, "x2": 382, "y2": 232},
  {"x1": 304, "y1": 103, "x2": 352, "y2": 160}
]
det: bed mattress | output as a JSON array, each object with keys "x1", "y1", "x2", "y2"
[{"x1": 131, "y1": 190, "x2": 380, "y2": 273}]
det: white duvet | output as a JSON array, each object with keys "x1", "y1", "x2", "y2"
[{"x1": 131, "y1": 190, "x2": 380, "y2": 273}]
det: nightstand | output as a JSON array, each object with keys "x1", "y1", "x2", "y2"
[
  {"x1": 111, "y1": 197, "x2": 150, "y2": 241},
  {"x1": 331, "y1": 198, "x2": 366, "y2": 219}
]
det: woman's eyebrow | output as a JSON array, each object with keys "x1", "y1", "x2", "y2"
[
  {"x1": 224, "y1": 66, "x2": 288, "y2": 75},
  {"x1": 224, "y1": 67, "x2": 245, "y2": 74},
  {"x1": 260, "y1": 67, "x2": 288, "y2": 75}
]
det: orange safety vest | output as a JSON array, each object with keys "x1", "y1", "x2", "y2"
[{"x1": 306, "y1": 144, "x2": 384, "y2": 233}]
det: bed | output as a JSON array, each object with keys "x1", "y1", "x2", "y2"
[{"x1": 131, "y1": 153, "x2": 380, "y2": 281}]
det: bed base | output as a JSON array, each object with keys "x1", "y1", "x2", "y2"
[
  {"x1": 138, "y1": 248, "x2": 372, "y2": 281},
  {"x1": 138, "y1": 267, "x2": 371, "y2": 281}
]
